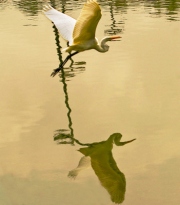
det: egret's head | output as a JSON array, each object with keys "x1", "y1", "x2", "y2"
[{"x1": 100, "y1": 35, "x2": 121, "y2": 51}]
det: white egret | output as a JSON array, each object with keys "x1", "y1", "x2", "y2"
[
  {"x1": 68, "y1": 133, "x2": 136, "y2": 204},
  {"x1": 43, "y1": 0, "x2": 121, "y2": 77}
]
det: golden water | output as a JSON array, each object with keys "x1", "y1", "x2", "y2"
[{"x1": 0, "y1": 0, "x2": 180, "y2": 204}]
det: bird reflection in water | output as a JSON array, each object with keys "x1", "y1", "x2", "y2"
[{"x1": 56, "y1": 132, "x2": 136, "y2": 204}]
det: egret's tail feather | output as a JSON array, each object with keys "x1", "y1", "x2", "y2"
[{"x1": 61, "y1": 47, "x2": 68, "y2": 52}]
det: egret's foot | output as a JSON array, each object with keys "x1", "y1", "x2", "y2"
[{"x1": 50, "y1": 67, "x2": 61, "y2": 77}]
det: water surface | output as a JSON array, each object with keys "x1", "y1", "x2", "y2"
[{"x1": 0, "y1": 0, "x2": 180, "y2": 204}]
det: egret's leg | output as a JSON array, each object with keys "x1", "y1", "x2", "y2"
[{"x1": 51, "y1": 51, "x2": 79, "y2": 77}]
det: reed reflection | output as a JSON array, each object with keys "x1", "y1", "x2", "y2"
[
  {"x1": 51, "y1": 3, "x2": 86, "y2": 144},
  {"x1": 56, "y1": 133, "x2": 136, "y2": 204},
  {"x1": 52, "y1": 24, "x2": 75, "y2": 144},
  {"x1": 144, "y1": 0, "x2": 180, "y2": 21},
  {"x1": 104, "y1": 1, "x2": 125, "y2": 36},
  {"x1": 10, "y1": 0, "x2": 180, "y2": 21},
  {"x1": 12, "y1": 0, "x2": 42, "y2": 16}
]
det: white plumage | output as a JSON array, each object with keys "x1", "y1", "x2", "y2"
[{"x1": 43, "y1": 5, "x2": 76, "y2": 45}]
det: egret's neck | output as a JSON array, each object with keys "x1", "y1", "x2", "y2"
[
  {"x1": 95, "y1": 37, "x2": 109, "y2": 53},
  {"x1": 95, "y1": 45, "x2": 107, "y2": 52}
]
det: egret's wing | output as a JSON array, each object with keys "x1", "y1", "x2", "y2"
[
  {"x1": 73, "y1": 0, "x2": 102, "y2": 44},
  {"x1": 43, "y1": 5, "x2": 76, "y2": 44},
  {"x1": 91, "y1": 152, "x2": 126, "y2": 204}
]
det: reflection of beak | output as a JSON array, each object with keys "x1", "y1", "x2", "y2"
[{"x1": 119, "y1": 138, "x2": 136, "y2": 146}]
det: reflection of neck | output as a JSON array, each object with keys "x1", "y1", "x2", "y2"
[{"x1": 108, "y1": 133, "x2": 136, "y2": 146}]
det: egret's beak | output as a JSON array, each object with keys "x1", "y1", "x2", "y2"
[{"x1": 110, "y1": 35, "x2": 121, "y2": 41}]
